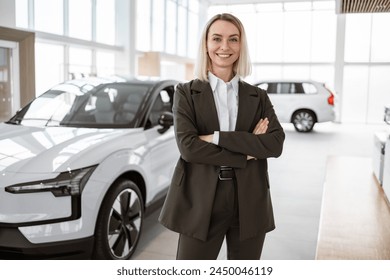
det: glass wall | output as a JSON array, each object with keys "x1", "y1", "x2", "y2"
[
  {"x1": 208, "y1": 1, "x2": 390, "y2": 124},
  {"x1": 35, "y1": 43, "x2": 64, "y2": 94},
  {"x1": 34, "y1": 0, "x2": 63, "y2": 35},
  {"x1": 15, "y1": 0, "x2": 117, "y2": 95},
  {"x1": 96, "y1": 0, "x2": 116, "y2": 45},
  {"x1": 343, "y1": 13, "x2": 390, "y2": 123},
  {"x1": 14, "y1": 0, "x2": 390, "y2": 123},
  {"x1": 136, "y1": 0, "x2": 200, "y2": 59},
  {"x1": 136, "y1": 0, "x2": 152, "y2": 52},
  {"x1": 135, "y1": 0, "x2": 201, "y2": 80},
  {"x1": 208, "y1": 1, "x2": 336, "y2": 88},
  {"x1": 16, "y1": 0, "x2": 201, "y2": 93},
  {"x1": 69, "y1": 47, "x2": 93, "y2": 79},
  {"x1": 69, "y1": 0, "x2": 92, "y2": 41}
]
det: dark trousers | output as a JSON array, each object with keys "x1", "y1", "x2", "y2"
[{"x1": 176, "y1": 178, "x2": 266, "y2": 260}]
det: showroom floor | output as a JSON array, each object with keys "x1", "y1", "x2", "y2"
[{"x1": 132, "y1": 122, "x2": 390, "y2": 260}]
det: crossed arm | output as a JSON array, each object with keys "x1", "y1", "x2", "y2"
[
  {"x1": 173, "y1": 83, "x2": 284, "y2": 168},
  {"x1": 199, "y1": 118, "x2": 269, "y2": 160}
]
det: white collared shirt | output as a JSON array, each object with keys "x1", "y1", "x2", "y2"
[{"x1": 208, "y1": 72, "x2": 239, "y2": 144}]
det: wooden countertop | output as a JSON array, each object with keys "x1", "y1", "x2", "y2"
[{"x1": 316, "y1": 156, "x2": 390, "y2": 259}]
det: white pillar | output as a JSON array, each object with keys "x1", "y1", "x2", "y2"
[
  {"x1": 115, "y1": 0, "x2": 136, "y2": 78},
  {"x1": 334, "y1": 14, "x2": 346, "y2": 123}
]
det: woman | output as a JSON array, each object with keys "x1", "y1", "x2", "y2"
[{"x1": 159, "y1": 13, "x2": 285, "y2": 260}]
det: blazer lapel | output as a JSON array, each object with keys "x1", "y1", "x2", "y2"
[
  {"x1": 235, "y1": 81, "x2": 259, "y2": 132},
  {"x1": 190, "y1": 79, "x2": 220, "y2": 132}
]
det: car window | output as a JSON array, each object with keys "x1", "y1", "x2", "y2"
[
  {"x1": 291, "y1": 83, "x2": 305, "y2": 94},
  {"x1": 10, "y1": 83, "x2": 149, "y2": 128},
  {"x1": 107, "y1": 85, "x2": 147, "y2": 125},
  {"x1": 147, "y1": 88, "x2": 173, "y2": 128},
  {"x1": 302, "y1": 82, "x2": 317, "y2": 94},
  {"x1": 83, "y1": 84, "x2": 147, "y2": 126},
  {"x1": 258, "y1": 82, "x2": 316, "y2": 95},
  {"x1": 258, "y1": 83, "x2": 279, "y2": 94},
  {"x1": 21, "y1": 90, "x2": 77, "y2": 125},
  {"x1": 276, "y1": 83, "x2": 289, "y2": 94},
  {"x1": 258, "y1": 83, "x2": 269, "y2": 91},
  {"x1": 268, "y1": 83, "x2": 278, "y2": 94}
]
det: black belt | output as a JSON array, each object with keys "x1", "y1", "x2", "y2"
[{"x1": 219, "y1": 166, "x2": 235, "y2": 181}]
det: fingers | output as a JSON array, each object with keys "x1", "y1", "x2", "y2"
[
  {"x1": 253, "y1": 118, "x2": 263, "y2": 133},
  {"x1": 253, "y1": 117, "x2": 269, "y2": 135},
  {"x1": 199, "y1": 134, "x2": 213, "y2": 143}
]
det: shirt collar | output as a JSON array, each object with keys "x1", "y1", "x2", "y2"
[{"x1": 208, "y1": 71, "x2": 240, "y2": 93}]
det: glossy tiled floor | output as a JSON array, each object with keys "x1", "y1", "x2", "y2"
[{"x1": 132, "y1": 122, "x2": 390, "y2": 260}]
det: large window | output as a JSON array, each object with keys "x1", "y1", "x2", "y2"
[
  {"x1": 69, "y1": 47, "x2": 92, "y2": 79},
  {"x1": 136, "y1": 0, "x2": 152, "y2": 52},
  {"x1": 69, "y1": 0, "x2": 92, "y2": 40},
  {"x1": 15, "y1": 0, "x2": 28, "y2": 28},
  {"x1": 208, "y1": 1, "x2": 390, "y2": 124},
  {"x1": 209, "y1": 1, "x2": 336, "y2": 88},
  {"x1": 15, "y1": 0, "x2": 117, "y2": 96},
  {"x1": 135, "y1": 0, "x2": 200, "y2": 80},
  {"x1": 35, "y1": 43, "x2": 64, "y2": 94},
  {"x1": 187, "y1": 2, "x2": 199, "y2": 59},
  {"x1": 177, "y1": 2, "x2": 188, "y2": 56},
  {"x1": 136, "y1": 0, "x2": 200, "y2": 58},
  {"x1": 344, "y1": 14, "x2": 371, "y2": 63},
  {"x1": 152, "y1": 0, "x2": 165, "y2": 52},
  {"x1": 96, "y1": 0, "x2": 116, "y2": 45},
  {"x1": 343, "y1": 13, "x2": 390, "y2": 123},
  {"x1": 254, "y1": 5, "x2": 284, "y2": 63},
  {"x1": 34, "y1": 0, "x2": 63, "y2": 35},
  {"x1": 283, "y1": 6, "x2": 312, "y2": 62},
  {"x1": 166, "y1": 0, "x2": 177, "y2": 54},
  {"x1": 96, "y1": 51, "x2": 115, "y2": 77}
]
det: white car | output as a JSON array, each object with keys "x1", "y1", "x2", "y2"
[
  {"x1": 0, "y1": 77, "x2": 179, "y2": 259},
  {"x1": 255, "y1": 80, "x2": 335, "y2": 132}
]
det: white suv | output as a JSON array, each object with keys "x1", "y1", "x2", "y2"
[
  {"x1": 0, "y1": 77, "x2": 179, "y2": 259},
  {"x1": 255, "y1": 80, "x2": 335, "y2": 132}
]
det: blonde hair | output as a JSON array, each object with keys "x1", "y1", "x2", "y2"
[{"x1": 194, "y1": 13, "x2": 252, "y2": 81}]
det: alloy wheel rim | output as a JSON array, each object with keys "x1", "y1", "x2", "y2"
[
  {"x1": 107, "y1": 188, "x2": 142, "y2": 259},
  {"x1": 294, "y1": 112, "x2": 314, "y2": 131}
]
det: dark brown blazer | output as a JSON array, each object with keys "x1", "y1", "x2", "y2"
[{"x1": 159, "y1": 78, "x2": 285, "y2": 241}]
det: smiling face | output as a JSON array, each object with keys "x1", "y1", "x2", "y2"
[{"x1": 206, "y1": 19, "x2": 241, "y2": 79}]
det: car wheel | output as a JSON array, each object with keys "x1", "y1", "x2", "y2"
[
  {"x1": 93, "y1": 179, "x2": 144, "y2": 260},
  {"x1": 292, "y1": 110, "x2": 315, "y2": 132}
]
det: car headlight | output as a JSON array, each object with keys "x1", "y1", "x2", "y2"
[{"x1": 5, "y1": 165, "x2": 97, "y2": 197}]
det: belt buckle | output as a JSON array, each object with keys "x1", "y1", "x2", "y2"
[{"x1": 219, "y1": 167, "x2": 233, "y2": 181}]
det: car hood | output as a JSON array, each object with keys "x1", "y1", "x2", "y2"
[{"x1": 0, "y1": 123, "x2": 143, "y2": 174}]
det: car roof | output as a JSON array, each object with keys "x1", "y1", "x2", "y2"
[
  {"x1": 255, "y1": 80, "x2": 322, "y2": 84},
  {"x1": 62, "y1": 76, "x2": 175, "y2": 87},
  {"x1": 52, "y1": 76, "x2": 179, "y2": 95}
]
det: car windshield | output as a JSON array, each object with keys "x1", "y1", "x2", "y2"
[{"x1": 7, "y1": 81, "x2": 150, "y2": 128}]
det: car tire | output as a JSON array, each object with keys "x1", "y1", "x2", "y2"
[
  {"x1": 93, "y1": 179, "x2": 144, "y2": 260},
  {"x1": 292, "y1": 110, "x2": 316, "y2": 132}
]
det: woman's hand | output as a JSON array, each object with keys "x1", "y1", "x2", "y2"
[
  {"x1": 199, "y1": 134, "x2": 213, "y2": 143},
  {"x1": 253, "y1": 118, "x2": 269, "y2": 135},
  {"x1": 200, "y1": 118, "x2": 269, "y2": 160}
]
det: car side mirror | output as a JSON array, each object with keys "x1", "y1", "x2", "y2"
[{"x1": 157, "y1": 111, "x2": 174, "y2": 133}]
